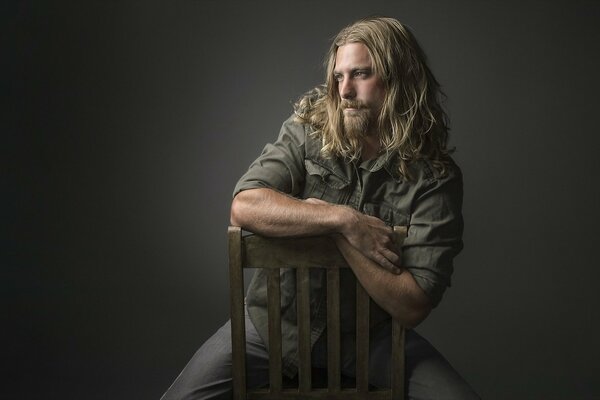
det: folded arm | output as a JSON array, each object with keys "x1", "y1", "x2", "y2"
[
  {"x1": 230, "y1": 188, "x2": 400, "y2": 272},
  {"x1": 303, "y1": 197, "x2": 431, "y2": 327},
  {"x1": 231, "y1": 190, "x2": 431, "y2": 326},
  {"x1": 333, "y1": 234, "x2": 431, "y2": 328}
]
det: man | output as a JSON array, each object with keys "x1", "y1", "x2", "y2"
[{"x1": 162, "y1": 16, "x2": 479, "y2": 399}]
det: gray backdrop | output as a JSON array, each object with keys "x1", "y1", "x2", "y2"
[{"x1": 6, "y1": 1, "x2": 600, "y2": 398}]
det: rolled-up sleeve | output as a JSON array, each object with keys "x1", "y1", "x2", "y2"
[
  {"x1": 233, "y1": 116, "x2": 307, "y2": 197},
  {"x1": 403, "y1": 163, "x2": 464, "y2": 307}
]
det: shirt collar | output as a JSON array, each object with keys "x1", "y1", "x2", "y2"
[{"x1": 359, "y1": 150, "x2": 403, "y2": 182}]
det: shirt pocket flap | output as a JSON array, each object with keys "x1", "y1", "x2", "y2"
[
  {"x1": 304, "y1": 159, "x2": 350, "y2": 190},
  {"x1": 363, "y1": 202, "x2": 409, "y2": 227}
]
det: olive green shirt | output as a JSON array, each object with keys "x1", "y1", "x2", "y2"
[{"x1": 233, "y1": 116, "x2": 464, "y2": 378}]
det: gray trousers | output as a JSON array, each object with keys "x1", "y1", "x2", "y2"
[{"x1": 161, "y1": 313, "x2": 480, "y2": 400}]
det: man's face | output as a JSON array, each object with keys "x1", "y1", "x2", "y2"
[{"x1": 333, "y1": 42, "x2": 386, "y2": 139}]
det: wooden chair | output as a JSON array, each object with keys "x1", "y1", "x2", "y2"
[{"x1": 228, "y1": 226, "x2": 407, "y2": 400}]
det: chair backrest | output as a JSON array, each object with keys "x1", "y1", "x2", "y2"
[{"x1": 228, "y1": 225, "x2": 407, "y2": 400}]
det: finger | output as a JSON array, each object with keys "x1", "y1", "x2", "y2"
[
  {"x1": 380, "y1": 248, "x2": 400, "y2": 265},
  {"x1": 376, "y1": 255, "x2": 402, "y2": 274},
  {"x1": 364, "y1": 214, "x2": 390, "y2": 227},
  {"x1": 379, "y1": 234, "x2": 394, "y2": 248}
]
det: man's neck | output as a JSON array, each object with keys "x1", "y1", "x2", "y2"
[{"x1": 361, "y1": 135, "x2": 380, "y2": 161}]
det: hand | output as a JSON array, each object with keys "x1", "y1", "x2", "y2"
[
  {"x1": 341, "y1": 211, "x2": 400, "y2": 273},
  {"x1": 304, "y1": 198, "x2": 400, "y2": 273}
]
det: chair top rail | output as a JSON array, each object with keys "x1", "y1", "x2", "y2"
[
  {"x1": 242, "y1": 234, "x2": 349, "y2": 269},
  {"x1": 240, "y1": 226, "x2": 407, "y2": 270}
]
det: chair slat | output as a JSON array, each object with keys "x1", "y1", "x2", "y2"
[
  {"x1": 391, "y1": 319, "x2": 405, "y2": 400},
  {"x1": 326, "y1": 268, "x2": 341, "y2": 392},
  {"x1": 267, "y1": 269, "x2": 282, "y2": 393},
  {"x1": 228, "y1": 226, "x2": 246, "y2": 400},
  {"x1": 356, "y1": 280, "x2": 370, "y2": 393},
  {"x1": 297, "y1": 267, "x2": 311, "y2": 392},
  {"x1": 391, "y1": 226, "x2": 407, "y2": 400}
]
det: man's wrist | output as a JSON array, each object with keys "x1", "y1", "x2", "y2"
[{"x1": 330, "y1": 205, "x2": 356, "y2": 237}]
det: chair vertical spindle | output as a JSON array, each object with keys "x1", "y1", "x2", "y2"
[
  {"x1": 356, "y1": 280, "x2": 370, "y2": 393},
  {"x1": 391, "y1": 225, "x2": 407, "y2": 400},
  {"x1": 228, "y1": 226, "x2": 246, "y2": 400},
  {"x1": 326, "y1": 268, "x2": 341, "y2": 392},
  {"x1": 296, "y1": 268, "x2": 311, "y2": 392},
  {"x1": 391, "y1": 319, "x2": 405, "y2": 400},
  {"x1": 267, "y1": 269, "x2": 282, "y2": 393}
]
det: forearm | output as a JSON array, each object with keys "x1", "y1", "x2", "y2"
[
  {"x1": 334, "y1": 235, "x2": 431, "y2": 328},
  {"x1": 230, "y1": 188, "x2": 351, "y2": 237},
  {"x1": 232, "y1": 190, "x2": 402, "y2": 271}
]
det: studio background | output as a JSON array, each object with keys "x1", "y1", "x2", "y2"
[{"x1": 6, "y1": 1, "x2": 600, "y2": 398}]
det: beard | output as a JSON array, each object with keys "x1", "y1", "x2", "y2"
[{"x1": 341, "y1": 100, "x2": 376, "y2": 140}]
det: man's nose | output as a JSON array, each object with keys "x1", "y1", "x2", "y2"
[{"x1": 339, "y1": 78, "x2": 356, "y2": 100}]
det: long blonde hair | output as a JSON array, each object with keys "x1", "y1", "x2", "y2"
[{"x1": 294, "y1": 17, "x2": 451, "y2": 178}]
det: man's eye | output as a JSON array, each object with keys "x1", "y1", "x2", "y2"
[{"x1": 334, "y1": 75, "x2": 343, "y2": 82}]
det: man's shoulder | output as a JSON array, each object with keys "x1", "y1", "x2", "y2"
[
  {"x1": 282, "y1": 113, "x2": 317, "y2": 134},
  {"x1": 279, "y1": 114, "x2": 322, "y2": 154},
  {"x1": 409, "y1": 156, "x2": 462, "y2": 185}
]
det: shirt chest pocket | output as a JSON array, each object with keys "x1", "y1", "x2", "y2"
[
  {"x1": 363, "y1": 202, "x2": 409, "y2": 227},
  {"x1": 302, "y1": 159, "x2": 350, "y2": 204}
]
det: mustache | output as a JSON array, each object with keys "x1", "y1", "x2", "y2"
[{"x1": 340, "y1": 100, "x2": 367, "y2": 110}]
